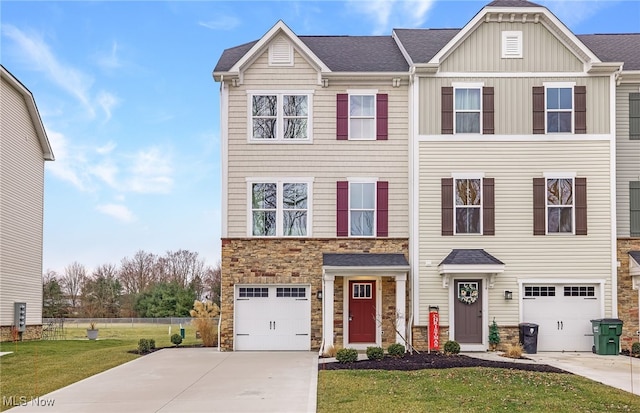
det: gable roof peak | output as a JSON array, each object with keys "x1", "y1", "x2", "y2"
[{"x1": 486, "y1": 0, "x2": 544, "y2": 7}]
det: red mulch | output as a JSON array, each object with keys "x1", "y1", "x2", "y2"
[{"x1": 319, "y1": 352, "x2": 569, "y2": 374}]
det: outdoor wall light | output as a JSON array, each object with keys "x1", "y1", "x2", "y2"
[
  {"x1": 504, "y1": 290, "x2": 513, "y2": 300},
  {"x1": 316, "y1": 290, "x2": 323, "y2": 300}
]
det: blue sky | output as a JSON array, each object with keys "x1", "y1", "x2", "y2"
[{"x1": 2, "y1": 0, "x2": 639, "y2": 273}]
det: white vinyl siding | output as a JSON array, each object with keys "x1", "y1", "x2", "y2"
[
  {"x1": 616, "y1": 84, "x2": 640, "y2": 237},
  {"x1": 417, "y1": 140, "x2": 612, "y2": 326},
  {"x1": 226, "y1": 51, "x2": 409, "y2": 238},
  {"x1": 0, "y1": 77, "x2": 45, "y2": 327}
]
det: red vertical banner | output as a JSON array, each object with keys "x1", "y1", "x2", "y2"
[{"x1": 429, "y1": 306, "x2": 440, "y2": 351}]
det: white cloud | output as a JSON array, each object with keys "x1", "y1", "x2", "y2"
[
  {"x1": 198, "y1": 15, "x2": 241, "y2": 30},
  {"x1": 125, "y1": 147, "x2": 174, "y2": 194},
  {"x1": 347, "y1": 0, "x2": 435, "y2": 34},
  {"x1": 90, "y1": 160, "x2": 119, "y2": 188},
  {"x1": 96, "y1": 141, "x2": 117, "y2": 155},
  {"x1": 96, "y1": 91, "x2": 119, "y2": 122},
  {"x1": 96, "y1": 203, "x2": 135, "y2": 223},
  {"x1": 95, "y1": 41, "x2": 122, "y2": 70},
  {"x1": 45, "y1": 130, "x2": 91, "y2": 191},
  {"x1": 540, "y1": 0, "x2": 616, "y2": 29}
]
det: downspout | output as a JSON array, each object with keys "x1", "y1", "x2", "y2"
[{"x1": 318, "y1": 269, "x2": 326, "y2": 356}]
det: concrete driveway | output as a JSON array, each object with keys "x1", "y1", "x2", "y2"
[{"x1": 11, "y1": 349, "x2": 318, "y2": 413}]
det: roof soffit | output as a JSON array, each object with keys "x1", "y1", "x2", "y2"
[
  {"x1": 428, "y1": 5, "x2": 601, "y2": 70},
  {"x1": 228, "y1": 20, "x2": 331, "y2": 76}
]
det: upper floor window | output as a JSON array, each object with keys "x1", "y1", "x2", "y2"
[
  {"x1": 630, "y1": 93, "x2": 640, "y2": 140},
  {"x1": 533, "y1": 84, "x2": 586, "y2": 135},
  {"x1": 350, "y1": 95, "x2": 376, "y2": 140},
  {"x1": 546, "y1": 178, "x2": 574, "y2": 233},
  {"x1": 249, "y1": 179, "x2": 311, "y2": 236},
  {"x1": 454, "y1": 88, "x2": 482, "y2": 134},
  {"x1": 336, "y1": 180, "x2": 389, "y2": 237},
  {"x1": 249, "y1": 92, "x2": 311, "y2": 141},
  {"x1": 441, "y1": 176, "x2": 494, "y2": 236},
  {"x1": 350, "y1": 182, "x2": 376, "y2": 236},
  {"x1": 455, "y1": 178, "x2": 482, "y2": 234},
  {"x1": 336, "y1": 92, "x2": 388, "y2": 140},
  {"x1": 533, "y1": 175, "x2": 586, "y2": 236},
  {"x1": 546, "y1": 87, "x2": 573, "y2": 133}
]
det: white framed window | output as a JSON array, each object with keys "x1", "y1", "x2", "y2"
[
  {"x1": 545, "y1": 176, "x2": 574, "y2": 234},
  {"x1": 248, "y1": 178, "x2": 312, "y2": 237},
  {"x1": 502, "y1": 31, "x2": 522, "y2": 58},
  {"x1": 348, "y1": 90, "x2": 376, "y2": 140},
  {"x1": 352, "y1": 283, "x2": 373, "y2": 299},
  {"x1": 454, "y1": 177, "x2": 482, "y2": 234},
  {"x1": 248, "y1": 91, "x2": 312, "y2": 141},
  {"x1": 544, "y1": 83, "x2": 574, "y2": 133},
  {"x1": 349, "y1": 181, "x2": 376, "y2": 236},
  {"x1": 453, "y1": 85, "x2": 482, "y2": 134}
]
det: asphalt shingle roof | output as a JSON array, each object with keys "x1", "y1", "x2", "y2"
[
  {"x1": 323, "y1": 253, "x2": 409, "y2": 267},
  {"x1": 630, "y1": 251, "x2": 640, "y2": 263},
  {"x1": 439, "y1": 249, "x2": 504, "y2": 266},
  {"x1": 486, "y1": 0, "x2": 543, "y2": 7},
  {"x1": 578, "y1": 34, "x2": 640, "y2": 71},
  {"x1": 392, "y1": 29, "x2": 460, "y2": 64}
]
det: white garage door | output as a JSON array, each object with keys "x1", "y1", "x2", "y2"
[
  {"x1": 235, "y1": 285, "x2": 311, "y2": 351},
  {"x1": 522, "y1": 284, "x2": 600, "y2": 351}
]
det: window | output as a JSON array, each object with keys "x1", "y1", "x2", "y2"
[
  {"x1": 631, "y1": 181, "x2": 640, "y2": 237},
  {"x1": 630, "y1": 93, "x2": 640, "y2": 140},
  {"x1": 455, "y1": 88, "x2": 481, "y2": 133},
  {"x1": 250, "y1": 92, "x2": 311, "y2": 141},
  {"x1": 239, "y1": 287, "x2": 269, "y2": 298},
  {"x1": 546, "y1": 87, "x2": 573, "y2": 133},
  {"x1": 336, "y1": 180, "x2": 388, "y2": 237},
  {"x1": 524, "y1": 286, "x2": 556, "y2": 297},
  {"x1": 564, "y1": 286, "x2": 595, "y2": 297},
  {"x1": 458, "y1": 282, "x2": 479, "y2": 299},
  {"x1": 441, "y1": 177, "x2": 494, "y2": 236},
  {"x1": 276, "y1": 287, "x2": 306, "y2": 298},
  {"x1": 249, "y1": 180, "x2": 311, "y2": 236},
  {"x1": 336, "y1": 93, "x2": 388, "y2": 140},
  {"x1": 546, "y1": 178, "x2": 574, "y2": 233},
  {"x1": 455, "y1": 178, "x2": 481, "y2": 234},
  {"x1": 352, "y1": 283, "x2": 373, "y2": 299}
]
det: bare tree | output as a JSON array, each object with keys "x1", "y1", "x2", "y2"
[
  {"x1": 42, "y1": 269, "x2": 66, "y2": 318},
  {"x1": 118, "y1": 250, "x2": 157, "y2": 295},
  {"x1": 162, "y1": 249, "x2": 205, "y2": 288},
  {"x1": 82, "y1": 263, "x2": 122, "y2": 318},
  {"x1": 201, "y1": 262, "x2": 221, "y2": 306},
  {"x1": 62, "y1": 261, "x2": 86, "y2": 314}
]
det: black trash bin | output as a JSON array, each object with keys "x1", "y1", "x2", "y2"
[{"x1": 519, "y1": 323, "x2": 539, "y2": 354}]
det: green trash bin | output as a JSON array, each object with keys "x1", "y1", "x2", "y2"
[{"x1": 590, "y1": 318, "x2": 623, "y2": 355}]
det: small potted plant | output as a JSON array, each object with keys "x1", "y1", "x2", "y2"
[{"x1": 87, "y1": 321, "x2": 99, "y2": 340}]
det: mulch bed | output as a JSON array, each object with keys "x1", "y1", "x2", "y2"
[{"x1": 319, "y1": 352, "x2": 569, "y2": 374}]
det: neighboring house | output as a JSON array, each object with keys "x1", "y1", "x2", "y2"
[
  {"x1": 213, "y1": 0, "x2": 639, "y2": 352},
  {"x1": 0, "y1": 65, "x2": 55, "y2": 342}
]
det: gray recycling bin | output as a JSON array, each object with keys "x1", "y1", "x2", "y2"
[{"x1": 519, "y1": 323, "x2": 539, "y2": 354}]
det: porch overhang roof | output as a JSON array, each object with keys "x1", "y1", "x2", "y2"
[
  {"x1": 438, "y1": 249, "x2": 505, "y2": 288},
  {"x1": 630, "y1": 251, "x2": 640, "y2": 289},
  {"x1": 322, "y1": 253, "x2": 409, "y2": 277}
]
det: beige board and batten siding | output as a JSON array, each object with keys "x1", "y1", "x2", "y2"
[
  {"x1": 417, "y1": 140, "x2": 613, "y2": 326},
  {"x1": 440, "y1": 21, "x2": 584, "y2": 73},
  {"x1": 0, "y1": 77, "x2": 45, "y2": 327},
  {"x1": 226, "y1": 49, "x2": 409, "y2": 238},
  {"x1": 615, "y1": 83, "x2": 640, "y2": 237},
  {"x1": 418, "y1": 76, "x2": 610, "y2": 136}
]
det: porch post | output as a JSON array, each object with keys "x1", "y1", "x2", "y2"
[
  {"x1": 323, "y1": 273, "x2": 335, "y2": 354},
  {"x1": 395, "y1": 273, "x2": 407, "y2": 345}
]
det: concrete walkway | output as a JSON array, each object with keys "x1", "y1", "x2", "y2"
[
  {"x1": 464, "y1": 351, "x2": 640, "y2": 396},
  {"x1": 11, "y1": 349, "x2": 318, "y2": 413}
]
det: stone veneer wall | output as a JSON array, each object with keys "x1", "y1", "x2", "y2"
[
  {"x1": 0, "y1": 325, "x2": 42, "y2": 342},
  {"x1": 617, "y1": 238, "x2": 640, "y2": 350},
  {"x1": 220, "y1": 238, "x2": 409, "y2": 351},
  {"x1": 412, "y1": 325, "x2": 520, "y2": 352}
]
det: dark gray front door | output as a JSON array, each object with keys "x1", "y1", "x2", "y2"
[{"x1": 454, "y1": 279, "x2": 483, "y2": 343}]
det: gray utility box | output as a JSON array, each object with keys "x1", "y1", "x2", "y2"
[{"x1": 14, "y1": 302, "x2": 26, "y2": 332}]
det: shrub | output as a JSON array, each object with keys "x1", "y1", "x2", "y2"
[
  {"x1": 632, "y1": 342, "x2": 640, "y2": 355},
  {"x1": 489, "y1": 318, "x2": 500, "y2": 350},
  {"x1": 366, "y1": 346, "x2": 384, "y2": 361},
  {"x1": 138, "y1": 338, "x2": 150, "y2": 354},
  {"x1": 190, "y1": 300, "x2": 220, "y2": 347},
  {"x1": 336, "y1": 348, "x2": 358, "y2": 363},
  {"x1": 149, "y1": 339, "x2": 156, "y2": 350},
  {"x1": 171, "y1": 333, "x2": 183, "y2": 347},
  {"x1": 388, "y1": 343, "x2": 405, "y2": 358},
  {"x1": 505, "y1": 342, "x2": 523, "y2": 359},
  {"x1": 443, "y1": 340, "x2": 460, "y2": 354}
]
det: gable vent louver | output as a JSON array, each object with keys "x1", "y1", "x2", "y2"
[
  {"x1": 269, "y1": 36, "x2": 293, "y2": 66},
  {"x1": 502, "y1": 31, "x2": 522, "y2": 58}
]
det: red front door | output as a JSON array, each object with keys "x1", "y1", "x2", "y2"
[{"x1": 348, "y1": 280, "x2": 376, "y2": 343}]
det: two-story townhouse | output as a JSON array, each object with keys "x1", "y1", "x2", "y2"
[
  {"x1": 1, "y1": 65, "x2": 55, "y2": 341},
  {"x1": 396, "y1": 0, "x2": 623, "y2": 352},
  {"x1": 213, "y1": 22, "x2": 412, "y2": 352}
]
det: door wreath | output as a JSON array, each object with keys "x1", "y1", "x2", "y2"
[{"x1": 458, "y1": 284, "x2": 479, "y2": 305}]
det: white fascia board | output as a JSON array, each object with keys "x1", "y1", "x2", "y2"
[
  {"x1": 391, "y1": 30, "x2": 415, "y2": 67},
  {"x1": 229, "y1": 20, "x2": 331, "y2": 74},
  {"x1": 588, "y1": 62, "x2": 624, "y2": 74},
  {"x1": 630, "y1": 255, "x2": 640, "y2": 278},
  {"x1": 618, "y1": 71, "x2": 640, "y2": 84},
  {"x1": 322, "y1": 72, "x2": 410, "y2": 79},
  {"x1": 323, "y1": 265, "x2": 410, "y2": 276},
  {"x1": 437, "y1": 264, "x2": 505, "y2": 275},
  {"x1": 1, "y1": 66, "x2": 54, "y2": 161}
]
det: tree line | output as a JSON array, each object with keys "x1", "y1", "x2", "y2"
[{"x1": 42, "y1": 249, "x2": 221, "y2": 318}]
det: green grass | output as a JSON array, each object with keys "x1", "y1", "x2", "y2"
[
  {"x1": 0, "y1": 323, "x2": 209, "y2": 411},
  {"x1": 317, "y1": 368, "x2": 640, "y2": 413}
]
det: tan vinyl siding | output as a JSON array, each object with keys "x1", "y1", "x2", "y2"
[
  {"x1": 418, "y1": 76, "x2": 610, "y2": 135},
  {"x1": 0, "y1": 77, "x2": 45, "y2": 327},
  {"x1": 226, "y1": 52, "x2": 409, "y2": 238},
  {"x1": 616, "y1": 83, "x2": 640, "y2": 237},
  {"x1": 417, "y1": 140, "x2": 612, "y2": 325},
  {"x1": 440, "y1": 21, "x2": 583, "y2": 73}
]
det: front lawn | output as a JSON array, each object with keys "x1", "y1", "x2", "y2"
[{"x1": 318, "y1": 368, "x2": 640, "y2": 412}]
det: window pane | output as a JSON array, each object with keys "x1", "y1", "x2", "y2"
[
  {"x1": 455, "y1": 179, "x2": 481, "y2": 206},
  {"x1": 547, "y1": 88, "x2": 560, "y2": 110},
  {"x1": 547, "y1": 179, "x2": 572, "y2": 205},
  {"x1": 253, "y1": 119, "x2": 276, "y2": 139},
  {"x1": 350, "y1": 183, "x2": 375, "y2": 209},
  {"x1": 559, "y1": 88, "x2": 572, "y2": 109},
  {"x1": 350, "y1": 211, "x2": 374, "y2": 236},
  {"x1": 283, "y1": 211, "x2": 307, "y2": 236},
  {"x1": 455, "y1": 88, "x2": 480, "y2": 110},
  {"x1": 548, "y1": 207, "x2": 573, "y2": 233},
  {"x1": 456, "y1": 112, "x2": 480, "y2": 133},
  {"x1": 252, "y1": 95, "x2": 277, "y2": 116},
  {"x1": 283, "y1": 119, "x2": 307, "y2": 139},
  {"x1": 350, "y1": 95, "x2": 374, "y2": 116},
  {"x1": 283, "y1": 183, "x2": 307, "y2": 209},
  {"x1": 558, "y1": 112, "x2": 571, "y2": 132},
  {"x1": 252, "y1": 183, "x2": 277, "y2": 209},
  {"x1": 283, "y1": 95, "x2": 308, "y2": 116},
  {"x1": 350, "y1": 118, "x2": 375, "y2": 139},
  {"x1": 253, "y1": 211, "x2": 276, "y2": 236},
  {"x1": 456, "y1": 208, "x2": 480, "y2": 233}
]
